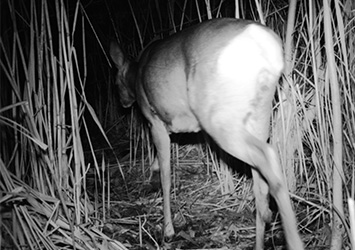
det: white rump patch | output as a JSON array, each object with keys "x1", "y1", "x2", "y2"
[{"x1": 217, "y1": 24, "x2": 283, "y2": 86}]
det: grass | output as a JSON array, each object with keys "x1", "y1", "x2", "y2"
[{"x1": 1, "y1": 0, "x2": 354, "y2": 249}]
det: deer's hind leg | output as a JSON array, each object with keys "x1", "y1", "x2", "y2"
[{"x1": 252, "y1": 169, "x2": 272, "y2": 249}]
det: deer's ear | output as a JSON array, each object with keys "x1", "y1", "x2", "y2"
[{"x1": 110, "y1": 42, "x2": 127, "y2": 69}]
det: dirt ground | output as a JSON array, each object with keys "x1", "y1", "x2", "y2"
[{"x1": 84, "y1": 124, "x2": 332, "y2": 249}]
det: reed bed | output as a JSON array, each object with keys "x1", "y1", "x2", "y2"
[{"x1": 1, "y1": 0, "x2": 354, "y2": 249}]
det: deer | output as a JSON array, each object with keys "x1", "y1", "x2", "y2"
[{"x1": 110, "y1": 18, "x2": 303, "y2": 249}]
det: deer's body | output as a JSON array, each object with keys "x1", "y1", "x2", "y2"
[{"x1": 110, "y1": 18, "x2": 303, "y2": 249}]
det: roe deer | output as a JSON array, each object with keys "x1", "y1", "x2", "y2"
[{"x1": 110, "y1": 18, "x2": 303, "y2": 249}]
